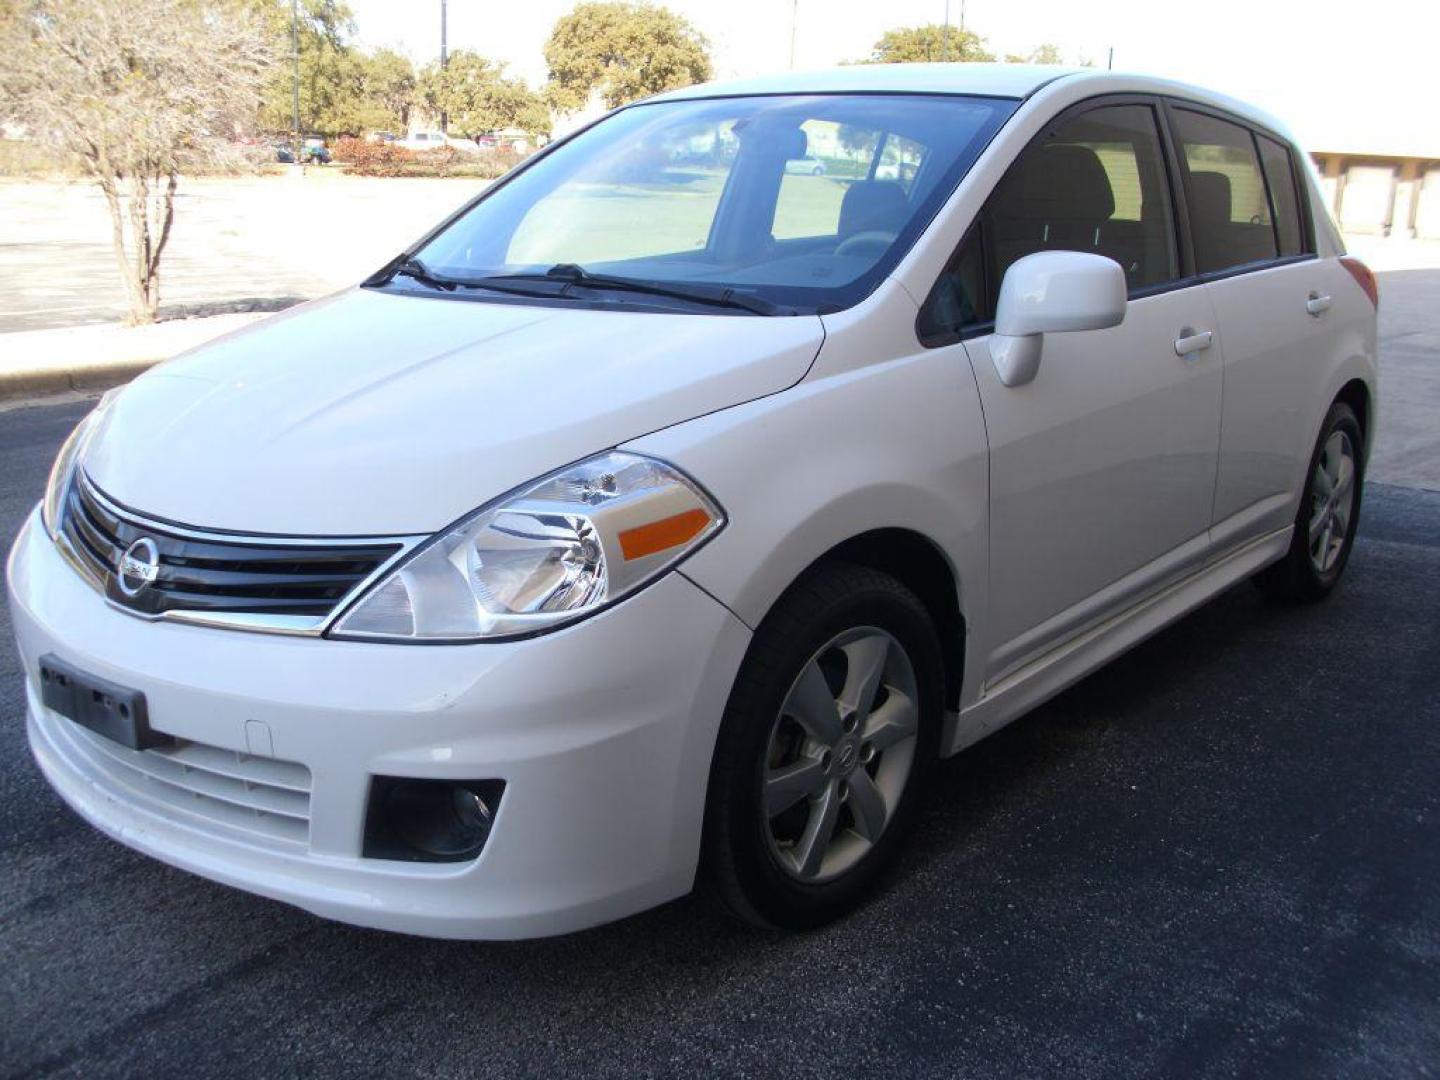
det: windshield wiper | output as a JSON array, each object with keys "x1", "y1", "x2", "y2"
[
  {"x1": 388, "y1": 255, "x2": 458, "y2": 291},
  {"x1": 371, "y1": 254, "x2": 563, "y2": 299},
  {"x1": 371, "y1": 256, "x2": 792, "y2": 314},
  {"x1": 491, "y1": 264, "x2": 792, "y2": 316}
]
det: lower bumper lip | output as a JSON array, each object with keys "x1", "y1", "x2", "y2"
[{"x1": 8, "y1": 509, "x2": 753, "y2": 939}]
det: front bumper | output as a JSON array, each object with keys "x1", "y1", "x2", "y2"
[{"x1": 7, "y1": 509, "x2": 751, "y2": 939}]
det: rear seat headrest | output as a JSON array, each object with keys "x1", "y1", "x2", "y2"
[{"x1": 1189, "y1": 171, "x2": 1233, "y2": 223}]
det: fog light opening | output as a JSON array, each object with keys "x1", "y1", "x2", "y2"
[{"x1": 363, "y1": 777, "x2": 505, "y2": 863}]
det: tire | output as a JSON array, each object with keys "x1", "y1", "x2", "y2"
[
  {"x1": 1253, "y1": 400, "x2": 1364, "y2": 602},
  {"x1": 703, "y1": 562, "x2": 943, "y2": 930}
]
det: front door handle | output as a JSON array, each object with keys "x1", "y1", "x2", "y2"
[
  {"x1": 1306, "y1": 292, "x2": 1333, "y2": 316},
  {"x1": 1174, "y1": 328, "x2": 1213, "y2": 357}
]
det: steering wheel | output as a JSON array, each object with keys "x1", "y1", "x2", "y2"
[{"x1": 834, "y1": 230, "x2": 898, "y2": 258}]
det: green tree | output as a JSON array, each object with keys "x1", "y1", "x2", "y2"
[
  {"x1": 837, "y1": 125, "x2": 879, "y2": 158},
  {"x1": 861, "y1": 24, "x2": 995, "y2": 64},
  {"x1": 257, "y1": 0, "x2": 375, "y2": 137},
  {"x1": 1004, "y1": 43, "x2": 1064, "y2": 65},
  {"x1": 361, "y1": 47, "x2": 417, "y2": 133},
  {"x1": 418, "y1": 50, "x2": 550, "y2": 140},
  {"x1": 543, "y1": 1, "x2": 712, "y2": 113}
]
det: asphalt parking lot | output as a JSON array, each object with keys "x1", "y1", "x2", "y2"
[
  {"x1": 1, "y1": 265, "x2": 1438, "y2": 1079},
  {"x1": 3, "y1": 402, "x2": 1439, "y2": 1077}
]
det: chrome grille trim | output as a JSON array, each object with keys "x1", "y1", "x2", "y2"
[{"x1": 55, "y1": 472, "x2": 425, "y2": 637}]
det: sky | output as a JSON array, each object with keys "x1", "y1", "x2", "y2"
[{"x1": 349, "y1": 0, "x2": 1439, "y2": 155}]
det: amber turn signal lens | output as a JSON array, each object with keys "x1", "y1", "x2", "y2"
[{"x1": 618, "y1": 508, "x2": 713, "y2": 561}]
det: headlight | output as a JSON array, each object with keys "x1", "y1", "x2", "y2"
[
  {"x1": 330, "y1": 451, "x2": 724, "y2": 642},
  {"x1": 42, "y1": 390, "x2": 117, "y2": 539}
]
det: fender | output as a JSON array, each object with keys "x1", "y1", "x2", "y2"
[{"x1": 626, "y1": 284, "x2": 990, "y2": 713}]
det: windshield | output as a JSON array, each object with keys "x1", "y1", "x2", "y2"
[{"x1": 407, "y1": 93, "x2": 1016, "y2": 314}]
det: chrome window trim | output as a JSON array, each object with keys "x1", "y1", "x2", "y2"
[{"x1": 58, "y1": 472, "x2": 427, "y2": 638}]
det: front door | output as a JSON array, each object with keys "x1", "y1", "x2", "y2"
[{"x1": 921, "y1": 99, "x2": 1223, "y2": 682}]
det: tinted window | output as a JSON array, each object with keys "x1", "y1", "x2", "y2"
[
  {"x1": 1257, "y1": 135, "x2": 1306, "y2": 256},
  {"x1": 917, "y1": 226, "x2": 985, "y2": 341},
  {"x1": 919, "y1": 103, "x2": 1177, "y2": 339},
  {"x1": 1172, "y1": 109, "x2": 1278, "y2": 272}
]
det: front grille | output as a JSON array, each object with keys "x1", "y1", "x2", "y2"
[
  {"x1": 48, "y1": 710, "x2": 313, "y2": 847},
  {"x1": 58, "y1": 473, "x2": 403, "y2": 631}
]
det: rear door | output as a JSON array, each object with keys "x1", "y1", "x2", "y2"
[
  {"x1": 919, "y1": 98, "x2": 1224, "y2": 682},
  {"x1": 1168, "y1": 105, "x2": 1333, "y2": 547}
]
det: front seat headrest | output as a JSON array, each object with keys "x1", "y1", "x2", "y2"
[{"x1": 838, "y1": 180, "x2": 908, "y2": 238}]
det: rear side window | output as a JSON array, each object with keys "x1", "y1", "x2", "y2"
[
  {"x1": 1256, "y1": 135, "x2": 1306, "y2": 257},
  {"x1": 1172, "y1": 110, "x2": 1278, "y2": 273},
  {"x1": 918, "y1": 102, "x2": 1178, "y2": 341}
]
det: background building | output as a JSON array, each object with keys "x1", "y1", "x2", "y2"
[{"x1": 1311, "y1": 133, "x2": 1440, "y2": 239}]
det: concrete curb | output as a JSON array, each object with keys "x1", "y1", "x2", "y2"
[
  {"x1": 0, "y1": 359, "x2": 160, "y2": 403},
  {"x1": 0, "y1": 310, "x2": 272, "y2": 405}
]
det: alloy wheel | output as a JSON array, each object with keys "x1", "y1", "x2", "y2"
[
  {"x1": 1309, "y1": 429, "x2": 1356, "y2": 574},
  {"x1": 762, "y1": 627, "x2": 919, "y2": 883}
]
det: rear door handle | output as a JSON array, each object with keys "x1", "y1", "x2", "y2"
[
  {"x1": 1306, "y1": 292, "x2": 1333, "y2": 316},
  {"x1": 1174, "y1": 328, "x2": 1213, "y2": 357}
]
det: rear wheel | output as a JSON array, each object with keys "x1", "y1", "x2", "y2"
[
  {"x1": 1254, "y1": 401, "x2": 1364, "y2": 601},
  {"x1": 703, "y1": 563, "x2": 942, "y2": 929}
]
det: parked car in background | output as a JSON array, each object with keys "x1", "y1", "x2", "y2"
[
  {"x1": 401, "y1": 131, "x2": 480, "y2": 154},
  {"x1": 785, "y1": 155, "x2": 827, "y2": 176},
  {"x1": 273, "y1": 139, "x2": 330, "y2": 165},
  {"x1": 11, "y1": 65, "x2": 1377, "y2": 941}
]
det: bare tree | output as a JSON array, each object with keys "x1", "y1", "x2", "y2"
[{"x1": 0, "y1": 0, "x2": 271, "y2": 324}]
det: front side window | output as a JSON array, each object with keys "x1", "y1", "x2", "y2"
[
  {"x1": 919, "y1": 102, "x2": 1178, "y2": 341},
  {"x1": 406, "y1": 94, "x2": 1015, "y2": 315},
  {"x1": 1172, "y1": 109, "x2": 1278, "y2": 273}
]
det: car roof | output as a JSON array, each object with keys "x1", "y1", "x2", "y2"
[
  {"x1": 646, "y1": 64, "x2": 1295, "y2": 145},
  {"x1": 650, "y1": 63, "x2": 1079, "y2": 102}
]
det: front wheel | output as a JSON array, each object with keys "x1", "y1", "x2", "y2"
[
  {"x1": 1253, "y1": 400, "x2": 1364, "y2": 601},
  {"x1": 703, "y1": 563, "x2": 942, "y2": 930}
]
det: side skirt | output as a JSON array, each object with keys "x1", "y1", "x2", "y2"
[{"x1": 940, "y1": 526, "x2": 1292, "y2": 756}]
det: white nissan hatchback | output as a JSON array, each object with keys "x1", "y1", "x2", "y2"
[{"x1": 8, "y1": 65, "x2": 1378, "y2": 938}]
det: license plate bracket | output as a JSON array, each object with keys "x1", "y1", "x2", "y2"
[{"x1": 38, "y1": 654, "x2": 170, "y2": 751}]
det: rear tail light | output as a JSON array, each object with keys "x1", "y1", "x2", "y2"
[{"x1": 1339, "y1": 256, "x2": 1379, "y2": 310}]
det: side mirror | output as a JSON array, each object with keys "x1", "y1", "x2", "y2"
[{"x1": 989, "y1": 251, "x2": 1127, "y2": 387}]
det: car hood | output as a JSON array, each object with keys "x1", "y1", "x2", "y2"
[{"x1": 84, "y1": 289, "x2": 824, "y2": 535}]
